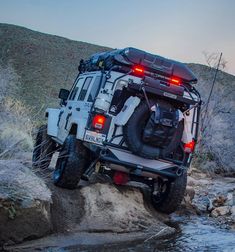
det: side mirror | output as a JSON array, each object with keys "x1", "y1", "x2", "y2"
[{"x1": 59, "y1": 89, "x2": 69, "y2": 101}]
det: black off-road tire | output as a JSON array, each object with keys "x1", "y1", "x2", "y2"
[
  {"x1": 151, "y1": 171, "x2": 187, "y2": 214},
  {"x1": 53, "y1": 135, "x2": 87, "y2": 189},
  {"x1": 123, "y1": 100, "x2": 184, "y2": 159},
  {"x1": 123, "y1": 100, "x2": 160, "y2": 159},
  {"x1": 32, "y1": 125, "x2": 56, "y2": 169}
]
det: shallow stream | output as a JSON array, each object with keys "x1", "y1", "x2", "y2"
[{"x1": 68, "y1": 217, "x2": 235, "y2": 252}]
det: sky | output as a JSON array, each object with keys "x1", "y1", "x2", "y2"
[{"x1": 0, "y1": 0, "x2": 235, "y2": 75}]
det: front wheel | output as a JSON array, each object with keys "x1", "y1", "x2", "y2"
[
  {"x1": 53, "y1": 135, "x2": 88, "y2": 189},
  {"x1": 151, "y1": 171, "x2": 187, "y2": 214},
  {"x1": 32, "y1": 125, "x2": 56, "y2": 169}
]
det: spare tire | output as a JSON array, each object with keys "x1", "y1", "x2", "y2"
[{"x1": 123, "y1": 100, "x2": 183, "y2": 159}]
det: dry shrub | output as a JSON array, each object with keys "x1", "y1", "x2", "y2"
[
  {"x1": 0, "y1": 64, "x2": 35, "y2": 158},
  {"x1": 0, "y1": 97, "x2": 35, "y2": 158}
]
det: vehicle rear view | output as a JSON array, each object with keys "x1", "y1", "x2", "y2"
[{"x1": 33, "y1": 47, "x2": 201, "y2": 214}]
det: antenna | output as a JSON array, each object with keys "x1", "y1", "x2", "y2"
[{"x1": 201, "y1": 52, "x2": 222, "y2": 130}]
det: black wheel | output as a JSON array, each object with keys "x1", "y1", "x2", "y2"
[
  {"x1": 32, "y1": 125, "x2": 56, "y2": 169},
  {"x1": 123, "y1": 100, "x2": 160, "y2": 159},
  {"x1": 151, "y1": 171, "x2": 187, "y2": 214},
  {"x1": 53, "y1": 135, "x2": 88, "y2": 189},
  {"x1": 123, "y1": 100, "x2": 184, "y2": 159}
]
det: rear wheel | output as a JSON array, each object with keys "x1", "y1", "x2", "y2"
[
  {"x1": 32, "y1": 125, "x2": 56, "y2": 169},
  {"x1": 53, "y1": 135, "x2": 88, "y2": 189},
  {"x1": 151, "y1": 170, "x2": 187, "y2": 214}
]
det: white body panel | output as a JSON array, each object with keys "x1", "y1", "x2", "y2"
[
  {"x1": 46, "y1": 70, "x2": 199, "y2": 153},
  {"x1": 46, "y1": 108, "x2": 60, "y2": 137}
]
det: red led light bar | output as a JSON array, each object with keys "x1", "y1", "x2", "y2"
[
  {"x1": 170, "y1": 77, "x2": 181, "y2": 85},
  {"x1": 133, "y1": 66, "x2": 145, "y2": 74}
]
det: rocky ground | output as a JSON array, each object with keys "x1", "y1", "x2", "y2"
[
  {"x1": 0, "y1": 158, "x2": 234, "y2": 251},
  {"x1": 183, "y1": 168, "x2": 235, "y2": 229}
]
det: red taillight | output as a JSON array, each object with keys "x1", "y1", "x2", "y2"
[
  {"x1": 170, "y1": 77, "x2": 181, "y2": 85},
  {"x1": 113, "y1": 171, "x2": 129, "y2": 185},
  {"x1": 92, "y1": 114, "x2": 106, "y2": 130},
  {"x1": 133, "y1": 66, "x2": 145, "y2": 75},
  {"x1": 184, "y1": 140, "x2": 195, "y2": 153}
]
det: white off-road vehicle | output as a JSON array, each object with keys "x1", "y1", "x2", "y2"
[{"x1": 33, "y1": 47, "x2": 201, "y2": 213}]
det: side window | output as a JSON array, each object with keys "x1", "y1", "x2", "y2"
[
  {"x1": 78, "y1": 77, "x2": 93, "y2": 101},
  {"x1": 69, "y1": 87, "x2": 78, "y2": 100},
  {"x1": 68, "y1": 78, "x2": 83, "y2": 100},
  {"x1": 87, "y1": 76, "x2": 101, "y2": 102}
]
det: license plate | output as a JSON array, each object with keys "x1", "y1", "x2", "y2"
[{"x1": 84, "y1": 130, "x2": 106, "y2": 145}]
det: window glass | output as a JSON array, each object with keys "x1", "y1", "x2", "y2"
[
  {"x1": 87, "y1": 76, "x2": 101, "y2": 102},
  {"x1": 68, "y1": 78, "x2": 83, "y2": 100},
  {"x1": 78, "y1": 77, "x2": 93, "y2": 101},
  {"x1": 69, "y1": 87, "x2": 78, "y2": 100}
]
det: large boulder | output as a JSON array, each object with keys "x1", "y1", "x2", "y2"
[
  {"x1": 0, "y1": 160, "x2": 52, "y2": 245},
  {"x1": 78, "y1": 183, "x2": 170, "y2": 233}
]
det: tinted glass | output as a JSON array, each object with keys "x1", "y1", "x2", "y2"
[
  {"x1": 78, "y1": 77, "x2": 93, "y2": 101},
  {"x1": 87, "y1": 76, "x2": 101, "y2": 102},
  {"x1": 68, "y1": 78, "x2": 83, "y2": 100},
  {"x1": 69, "y1": 87, "x2": 78, "y2": 100}
]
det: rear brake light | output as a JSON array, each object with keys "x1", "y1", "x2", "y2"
[
  {"x1": 184, "y1": 140, "x2": 195, "y2": 153},
  {"x1": 92, "y1": 114, "x2": 106, "y2": 130},
  {"x1": 170, "y1": 77, "x2": 181, "y2": 85},
  {"x1": 133, "y1": 66, "x2": 145, "y2": 75}
]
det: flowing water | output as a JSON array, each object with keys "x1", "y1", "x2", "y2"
[
  {"x1": 67, "y1": 217, "x2": 235, "y2": 252},
  {"x1": 8, "y1": 216, "x2": 235, "y2": 252}
]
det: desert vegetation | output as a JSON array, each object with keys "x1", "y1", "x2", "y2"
[{"x1": 0, "y1": 63, "x2": 34, "y2": 159}]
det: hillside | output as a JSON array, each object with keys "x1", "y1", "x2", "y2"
[
  {"x1": 0, "y1": 23, "x2": 234, "y2": 173},
  {"x1": 0, "y1": 23, "x2": 110, "y2": 110}
]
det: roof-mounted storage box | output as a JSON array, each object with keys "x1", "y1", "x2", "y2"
[{"x1": 80, "y1": 47, "x2": 197, "y2": 84}]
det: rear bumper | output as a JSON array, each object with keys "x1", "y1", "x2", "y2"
[{"x1": 99, "y1": 147, "x2": 184, "y2": 179}]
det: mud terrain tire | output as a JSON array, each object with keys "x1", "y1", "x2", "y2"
[
  {"x1": 151, "y1": 171, "x2": 187, "y2": 214},
  {"x1": 123, "y1": 100, "x2": 160, "y2": 159},
  {"x1": 32, "y1": 125, "x2": 56, "y2": 169},
  {"x1": 123, "y1": 100, "x2": 183, "y2": 159},
  {"x1": 53, "y1": 135, "x2": 87, "y2": 189}
]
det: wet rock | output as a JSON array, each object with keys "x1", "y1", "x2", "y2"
[
  {"x1": 211, "y1": 206, "x2": 231, "y2": 218},
  {"x1": 231, "y1": 206, "x2": 235, "y2": 217},
  {"x1": 184, "y1": 186, "x2": 195, "y2": 204},
  {"x1": 226, "y1": 193, "x2": 234, "y2": 206},
  {"x1": 0, "y1": 160, "x2": 52, "y2": 245},
  {"x1": 213, "y1": 195, "x2": 227, "y2": 207},
  {"x1": 192, "y1": 194, "x2": 211, "y2": 213},
  {"x1": 78, "y1": 183, "x2": 172, "y2": 234}
]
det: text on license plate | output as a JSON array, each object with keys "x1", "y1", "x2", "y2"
[{"x1": 84, "y1": 130, "x2": 106, "y2": 144}]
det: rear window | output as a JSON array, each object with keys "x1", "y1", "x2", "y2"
[{"x1": 78, "y1": 77, "x2": 93, "y2": 101}]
